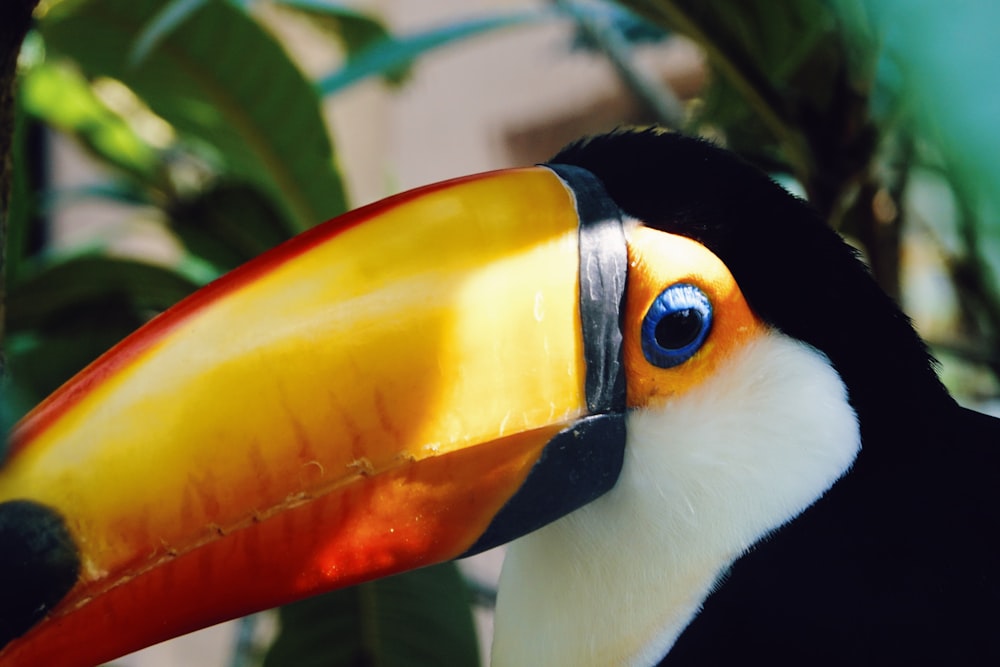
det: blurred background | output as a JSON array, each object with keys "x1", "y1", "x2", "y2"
[{"x1": 2, "y1": 0, "x2": 999, "y2": 665}]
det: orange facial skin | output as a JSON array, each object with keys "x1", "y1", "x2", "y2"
[{"x1": 623, "y1": 226, "x2": 765, "y2": 409}]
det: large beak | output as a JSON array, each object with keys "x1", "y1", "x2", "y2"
[{"x1": 0, "y1": 166, "x2": 627, "y2": 666}]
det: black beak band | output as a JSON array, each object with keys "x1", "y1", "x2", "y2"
[{"x1": 462, "y1": 165, "x2": 628, "y2": 557}]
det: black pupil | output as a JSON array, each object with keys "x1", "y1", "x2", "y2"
[{"x1": 654, "y1": 308, "x2": 703, "y2": 350}]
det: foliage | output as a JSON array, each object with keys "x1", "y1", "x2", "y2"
[
  {"x1": 43, "y1": 0, "x2": 347, "y2": 232},
  {"x1": 263, "y1": 563, "x2": 479, "y2": 667}
]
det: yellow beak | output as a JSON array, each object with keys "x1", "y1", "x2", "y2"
[{"x1": 0, "y1": 166, "x2": 627, "y2": 666}]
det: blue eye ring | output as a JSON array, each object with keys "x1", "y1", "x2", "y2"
[{"x1": 641, "y1": 283, "x2": 713, "y2": 369}]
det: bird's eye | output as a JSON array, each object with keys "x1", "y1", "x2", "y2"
[{"x1": 641, "y1": 284, "x2": 713, "y2": 368}]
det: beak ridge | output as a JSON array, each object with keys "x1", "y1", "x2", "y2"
[{"x1": 0, "y1": 164, "x2": 629, "y2": 666}]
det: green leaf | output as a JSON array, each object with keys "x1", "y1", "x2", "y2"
[
  {"x1": 6, "y1": 311, "x2": 143, "y2": 412},
  {"x1": 1, "y1": 377, "x2": 35, "y2": 457},
  {"x1": 5, "y1": 316, "x2": 135, "y2": 420},
  {"x1": 5, "y1": 255, "x2": 201, "y2": 406},
  {"x1": 42, "y1": 180, "x2": 156, "y2": 210},
  {"x1": 168, "y1": 181, "x2": 294, "y2": 272},
  {"x1": 263, "y1": 563, "x2": 480, "y2": 667},
  {"x1": 129, "y1": 0, "x2": 210, "y2": 66},
  {"x1": 317, "y1": 10, "x2": 553, "y2": 96},
  {"x1": 19, "y1": 60, "x2": 163, "y2": 182},
  {"x1": 273, "y1": 0, "x2": 407, "y2": 83},
  {"x1": 275, "y1": 0, "x2": 388, "y2": 45},
  {"x1": 7, "y1": 255, "x2": 200, "y2": 332},
  {"x1": 41, "y1": 0, "x2": 348, "y2": 232},
  {"x1": 619, "y1": 1, "x2": 843, "y2": 176},
  {"x1": 849, "y1": 1, "x2": 1000, "y2": 234},
  {"x1": 619, "y1": 0, "x2": 882, "y2": 217}
]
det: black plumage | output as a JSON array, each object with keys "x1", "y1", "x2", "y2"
[{"x1": 551, "y1": 129, "x2": 1000, "y2": 665}]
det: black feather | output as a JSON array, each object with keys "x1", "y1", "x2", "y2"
[{"x1": 550, "y1": 129, "x2": 1000, "y2": 666}]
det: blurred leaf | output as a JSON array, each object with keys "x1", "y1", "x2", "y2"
[
  {"x1": 620, "y1": 0, "x2": 824, "y2": 167},
  {"x1": 317, "y1": 9, "x2": 553, "y2": 96},
  {"x1": 1, "y1": 379, "x2": 33, "y2": 459},
  {"x1": 19, "y1": 60, "x2": 163, "y2": 182},
  {"x1": 274, "y1": 0, "x2": 409, "y2": 84},
  {"x1": 41, "y1": 0, "x2": 347, "y2": 232},
  {"x1": 8, "y1": 96, "x2": 34, "y2": 283},
  {"x1": 168, "y1": 181, "x2": 293, "y2": 272},
  {"x1": 42, "y1": 180, "x2": 156, "y2": 210},
  {"x1": 7, "y1": 255, "x2": 200, "y2": 332},
  {"x1": 6, "y1": 306, "x2": 143, "y2": 411},
  {"x1": 263, "y1": 563, "x2": 480, "y2": 667},
  {"x1": 690, "y1": 1, "x2": 840, "y2": 131},
  {"x1": 846, "y1": 0, "x2": 1000, "y2": 236},
  {"x1": 567, "y1": 1, "x2": 668, "y2": 51},
  {"x1": 129, "y1": 0, "x2": 209, "y2": 66},
  {"x1": 4, "y1": 255, "x2": 199, "y2": 405},
  {"x1": 275, "y1": 0, "x2": 389, "y2": 49},
  {"x1": 619, "y1": 0, "x2": 877, "y2": 215}
]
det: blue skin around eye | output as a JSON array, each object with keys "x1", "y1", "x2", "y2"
[{"x1": 641, "y1": 284, "x2": 713, "y2": 368}]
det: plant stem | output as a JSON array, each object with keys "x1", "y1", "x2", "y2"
[{"x1": 557, "y1": 0, "x2": 685, "y2": 128}]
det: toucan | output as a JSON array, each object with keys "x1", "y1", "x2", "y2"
[{"x1": 0, "y1": 129, "x2": 998, "y2": 667}]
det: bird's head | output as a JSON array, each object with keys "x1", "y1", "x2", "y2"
[{"x1": 0, "y1": 130, "x2": 944, "y2": 666}]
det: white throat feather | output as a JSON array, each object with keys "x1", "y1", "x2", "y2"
[{"x1": 491, "y1": 330, "x2": 860, "y2": 667}]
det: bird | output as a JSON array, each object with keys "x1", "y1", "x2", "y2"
[
  {"x1": 535, "y1": 130, "x2": 1000, "y2": 666},
  {"x1": 0, "y1": 128, "x2": 997, "y2": 667}
]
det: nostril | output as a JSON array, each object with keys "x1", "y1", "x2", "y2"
[{"x1": 0, "y1": 499, "x2": 81, "y2": 648}]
